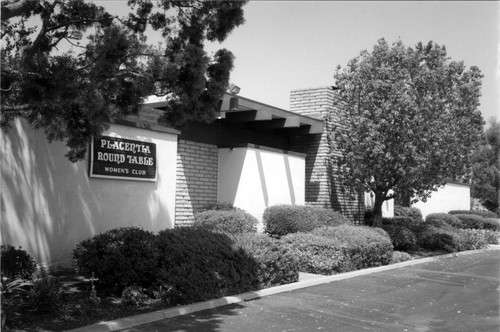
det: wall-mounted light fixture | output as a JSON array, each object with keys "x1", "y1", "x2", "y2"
[{"x1": 229, "y1": 83, "x2": 241, "y2": 95}]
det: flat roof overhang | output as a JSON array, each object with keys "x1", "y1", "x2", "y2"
[
  {"x1": 143, "y1": 93, "x2": 324, "y2": 136},
  {"x1": 216, "y1": 93, "x2": 324, "y2": 135}
]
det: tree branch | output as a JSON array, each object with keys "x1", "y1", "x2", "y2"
[{"x1": 1, "y1": 0, "x2": 38, "y2": 21}]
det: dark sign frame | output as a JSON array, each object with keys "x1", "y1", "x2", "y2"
[{"x1": 90, "y1": 136, "x2": 157, "y2": 181}]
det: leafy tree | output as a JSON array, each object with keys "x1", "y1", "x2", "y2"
[
  {"x1": 471, "y1": 118, "x2": 500, "y2": 213},
  {"x1": 330, "y1": 38, "x2": 484, "y2": 227},
  {"x1": 1, "y1": 0, "x2": 247, "y2": 161}
]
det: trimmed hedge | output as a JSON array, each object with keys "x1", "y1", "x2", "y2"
[
  {"x1": 416, "y1": 226, "x2": 460, "y2": 253},
  {"x1": 454, "y1": 214, "x2": 500, "y2": 231},
  {"x1": 233, "y1": 233, "x2": 299, "y2": 288},
  {"x1": 280, "y1": 233, "x2": 349, "y2": 275},
  {"x1": 263, "y1": 205, "x2": 350, "y2": 237},
  {"x1": 425, "y1": 213, "x2": 463, "y2": 229},
  {"x1": 381, "y1": 224, "x2": 417, "y2": 252},
  {"x1": 73, "y1": 227, "x2": 158, "y2": 294},
  {"x1": 311, "y1": 225, "x2": 393, "y2": 269},
  {"x1": 155, "y1": 227, "x2": 258, "y2": 305},
  {"x1": 449, "y1": 210, "x2": 499, "y2": 218},
  {"x1": 194, "y1": 209, "x2": 258, "y2": 234}
]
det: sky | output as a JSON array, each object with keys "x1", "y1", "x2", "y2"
[
  {"x1": 100, "y1": 1, "x2": 500, "y2": 122},
  {"x1": 199, "y1": 1, "x2": 499, "y2": 123}
]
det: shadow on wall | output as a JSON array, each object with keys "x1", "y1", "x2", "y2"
[{"x1": 1, "y1": 120, "x2": 173, "y2": 267}]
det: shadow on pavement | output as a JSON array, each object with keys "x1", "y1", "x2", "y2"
[{"x1": 122, "y1": 302, "x2": 246, "y2": 332}]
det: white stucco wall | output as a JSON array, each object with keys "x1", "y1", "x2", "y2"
[
  {"x1": 217, "y1": 146, "x2": 305, "y2": 229},
  {"x1": 1, "y1": 120, "x2": 177, "y2": 267},
  {"x1": 412, "y1": 183, "x2": 471, "y2": 219}
]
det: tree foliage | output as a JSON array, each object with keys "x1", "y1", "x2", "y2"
[
  {"x1": 471, "y1": 118, "x2": 500, "y2": 213},
  {"x1": 1, "y1": 0, "x2": 247, "y2": 161},
  {"x1": 330, "y1": 38, "x2": 484, "y2": 226}
]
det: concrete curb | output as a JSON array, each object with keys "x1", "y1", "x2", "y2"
[{"x1": 67, "y1": 245, "x2": 500, "y2": 332}]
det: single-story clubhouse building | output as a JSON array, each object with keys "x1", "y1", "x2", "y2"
[{"x1": 1, "y1": 86, "x2": 365, "y2": 267}]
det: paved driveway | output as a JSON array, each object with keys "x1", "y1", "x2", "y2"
[{"x1": 123, "y1": 250, "x2": 499, "y2": 332}]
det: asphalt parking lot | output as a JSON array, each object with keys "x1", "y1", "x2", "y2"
[{"x1": 120, "y1": 249, "x2": 499, "y2": 332}]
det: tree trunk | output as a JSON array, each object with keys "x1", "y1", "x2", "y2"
[{"x1": 372, "y1": 191, "x2": 386, "y2": 228}]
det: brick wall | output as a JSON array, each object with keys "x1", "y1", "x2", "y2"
[
  {"x1": 175, "y1": 139, "x2": 218, "y2": 225},
  {"x1": 289, "y1": 87, "x2": 364, "y2": 224}
]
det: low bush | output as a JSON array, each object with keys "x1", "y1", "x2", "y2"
[
  {"x1": 425, "y1": 213, "x2": 463, "y2": 229},
  {"x1": 311, "y1": 225, "x2": 393, "y2": 269},
  {"x1": 391, "y1": 251, "x2": 412, "y2": 264},
  {"x1": 381, "y1": 224, "x2": 417, "y2": 252},
  {"x1": 1, "y1": 245, "x2": 38, "y2": 280},
  {"x1": 233, "y1": 233, "x2": 299, "y2": 288},
  {"x1": 416, "y1": 226, "x2": 460, "y2": 253},
  {"x1": 263, "y1": 205, "x2": 350, "y2": 237},
  {"x1": 194, "y1": 209, "x2": 258, "y2": 234},
  {"x1": 121, "y1": 286, "x2": 148, "y2": 308},
  {"x1": 484, "y1": 230, "x2": 500, "y2": 244},
  {"x1": 449, "y1": 210, "x2": 498, "y2": 218},
  {"x1": 28, "y1": 268, "x2": 62, "y2": 313},
  {"x1": 457, "y1": 229, "x2": 490, "y2": 251},
  {"x1": 155, "y1": 227, "x2": 258, "y2": 306},
  {"x1": 280, "y1": 233, "x2": 349, "y2": 275},
  {"x1": 454, "y1": 214, "x2": 500, "y2": 231},
  {"x1": 73, "y1": 227, "x2": 159, "y2": 295},
  {"x1": 394, "y1": 205, "x2": 423, "y2": 221}
]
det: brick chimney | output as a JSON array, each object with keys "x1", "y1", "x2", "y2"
[{"x1": 289, "y1": 87, "x2": 363, "y2": 224}]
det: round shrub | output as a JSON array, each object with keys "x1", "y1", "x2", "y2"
[
  {"x1": 454, "y1": 214, "x2": 500, "y2": 231},
  {"x1": 483, "y1": 219, "x2": 500, "y2": 231},
  {"x1": 312, "y1": 225, "x2": 393, "y2": 269},
  {"x1": 394, "y1": 205, "x2": 423, "y2": 221},
  {"x1": 263, "y1": 205, "x2": 350, "y2": 237},
  {"x1": 425, "y1": 213, "x2": 463, "y2": 229},
  {"x1": 194, "y1": 209, "x2": 258, "y2": 234},
  {"x1": 280, "y1": 233, "x2": 349, "y2": 275},
  {"x1": 155, "y1": 227, "x2": 259, "y2": 306},
  {"x1": 416, "y1": 226, "x2": 460, "y2": 253},
  {"x1": 1, "y1": 245, "x2": 38, "y2": 280},
  {"x1": 449, "y1": 210, "x2": 498, "y2": 218},
  {"x1": 381, "y1": 224, "x2": 417, "y2": 252},
  {"x1": 73, "y1": 227, "x2": 158, "y2": 295},
  {"x1": 233, "y1": 233, "x2": 299, "y2": 288}
]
